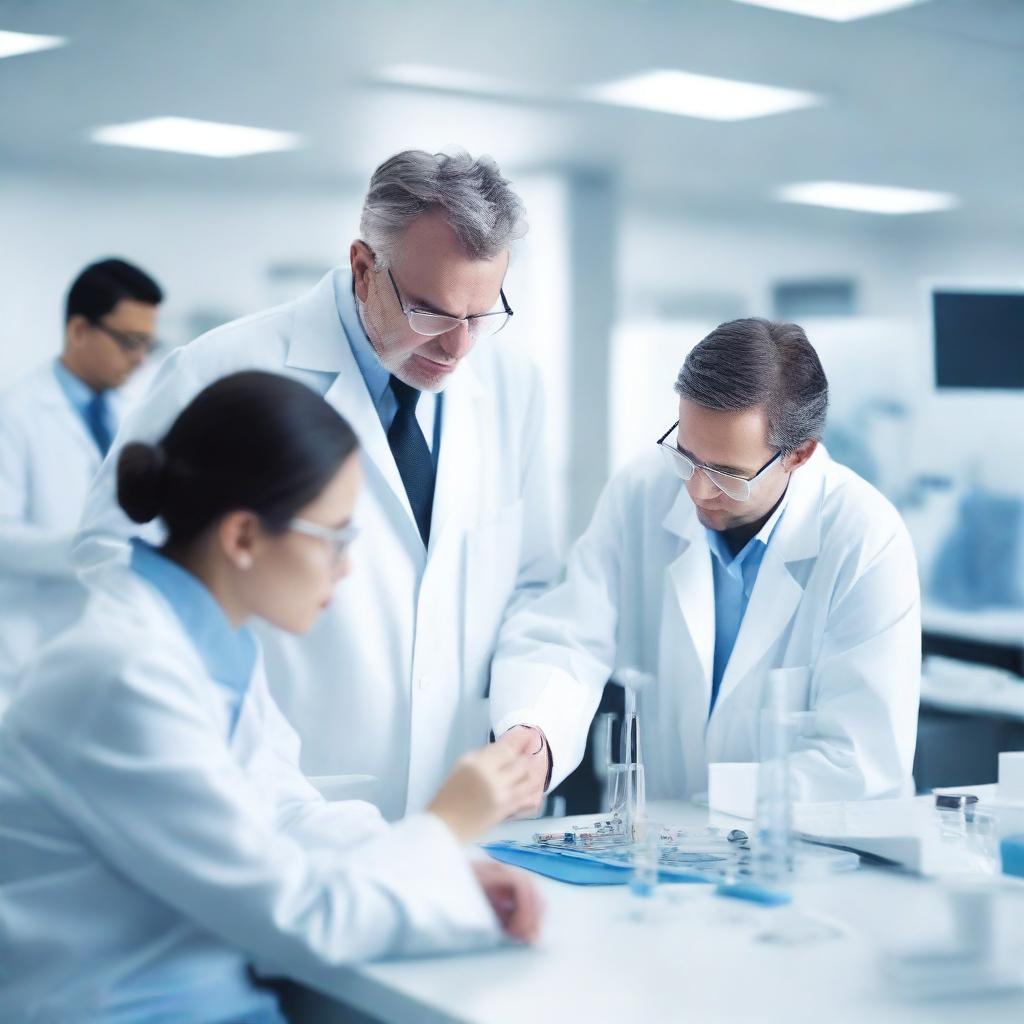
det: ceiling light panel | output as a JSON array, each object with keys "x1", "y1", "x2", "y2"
[
  {"x1": 583, "y1": 69, "x2": 821, "y2": 121},
  {"x1": 729, "y1": 0, "x2": 930, "y2": 23},
  {"x1": 90, "y1": 117, "x2": 302, "y2": 158},
  {"x1": 0, "y1": 29, "x2": 66, "y2": 59},
  {"x1": 777, "y1": 180, "x2": 957, "y2": 214}
]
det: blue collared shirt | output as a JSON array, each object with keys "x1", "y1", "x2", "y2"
[
  {"x1": 52, "y1": 358, "x2": 117, "y2": 446},
  {"x1": 333, "y1": 273, "x2": 442, "y2": 467},
  {"x1": 130, "y1": 539, "x2": 257, "y2": 737},
  {"x1": 706, "y1": 493, "x2": 788, "y2": 716}
]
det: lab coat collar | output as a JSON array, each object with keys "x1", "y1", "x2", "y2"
[
  {"x1": 710, "y1": 450, "x2": 828, "y2": 715},
  {"x1": 658, "y1": 448, "x2": 827, "y2": 716},
  {"x1": 283, "y1": 270, "x2": 351, "y2": 373},
  {"x1": 661, "y1": 447, "x2": 824, "y2": 571},
  {"x1": 661, "y1": 488, "x2": 715, "y2": 713},
  {"x1": 129, "y1": 539, "x2": 257, "y2": 694},
  {"x1": 52, "y1": 358, "x2": 102, "y2": 409},
  {"x1": 28, "y1": 362, "x2": 111, "y2": 462}
]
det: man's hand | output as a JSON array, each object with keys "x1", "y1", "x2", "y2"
[
  {"x1": 471, "y1": 860, "x2": 544, "y2": 944},
  {"x1": 494, "y1": 725, "x2": 551, "y2": 815}
]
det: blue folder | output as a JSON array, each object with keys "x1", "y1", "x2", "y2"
[{"x1": 482, "y1": 840, "x2": 710, "y2": 886}]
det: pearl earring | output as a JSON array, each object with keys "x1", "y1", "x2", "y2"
[{"x1": 237, "y1": 553, "x2": 253, "y2": 571}]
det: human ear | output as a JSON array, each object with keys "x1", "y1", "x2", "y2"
[
  {"x1": 782, "y1": 438, "x2": 818, "y2": 473},
  {"x1": 218, "y1": 511, "x2": 261, "y2": 572},
  {"x1": 350, "y1": 241, "x2": 376, "y2": 303}
]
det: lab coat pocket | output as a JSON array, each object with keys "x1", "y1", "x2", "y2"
[
  {"x1": 766, "y1": 666, "x2": 813, "y2": 714},
  {"x1": 463, "y1": 500, "x2": 524, "y2": 696}
]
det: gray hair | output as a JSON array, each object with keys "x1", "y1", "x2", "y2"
[
  {"x1": 674, "y1": 318, "x2": 829, "y2": 453},
  {"x1": 359, "y1": 149, "x2": 528, "y2": 267}
]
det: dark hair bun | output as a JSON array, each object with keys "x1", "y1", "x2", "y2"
[{"x1": 117, "y1": 442, "x2": 167, "y2": 523}]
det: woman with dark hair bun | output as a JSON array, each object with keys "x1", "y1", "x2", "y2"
[{"x1": 0, "y1": 371, "x2": 541, "y2": 1023}]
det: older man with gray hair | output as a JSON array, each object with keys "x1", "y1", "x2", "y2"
[
  {"x1": 491, "y1": 318, "x2": 921, "y2": 808},
  {"x1": 76, "y1": 150, "x2": 560, "y2": 828}
]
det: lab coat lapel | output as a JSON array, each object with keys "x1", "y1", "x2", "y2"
[
  {"x1": 428, "y1": 358, "x2": 483, "y2": 554},
  {"x1": 286, "y1": 272, "x2": 414, "y2": 531},
  {"x1": 36, "y1": 366, "x2": 103, "y2": 465},
  {"x1": 658, "y1": 486, "x2": 716, "y2": 794},
  {"x1": 712, "y1": 461, "x2": 824, "y2": 713},
  {"x1": 661, "y1": 487, "x2": 714, "y2": 720}
]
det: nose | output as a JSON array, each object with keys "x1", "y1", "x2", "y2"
[
  {"x1": 685, "y1": 469, "x2": 722, "y2": 504},
  {"x1": 332, "y1": 553, "x2": 352, "y2": 582},
  {"x1": 437, "y1": 322, "x2": 474, "y2": 361}
]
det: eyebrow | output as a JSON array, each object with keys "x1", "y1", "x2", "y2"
[
  {"x1": 407, "y1": 293, "x2": 462, "y2": 319},
  {"x1": 675, "y1": 443, "x2": 751, "y2": 477}
]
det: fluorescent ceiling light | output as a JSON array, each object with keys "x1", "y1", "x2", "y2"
[
  {"x1": 0, "y1": 29, "x2": 66, "y2": 59},
  {"x1": 90, "y1": 117, "x2": 301, "y2": 158},
  {"x1": 378, "y1": 64, "x2": 527, "y2": 98},
  {"x1": 583, "y1": 69, "x2": 820, "y2": 121},
  {"x1": 777, "y1": 181, "x2": 957, "y2": 214},
  {"x1": 729, "y1": 0, "x2": 929, "y2": 22}
]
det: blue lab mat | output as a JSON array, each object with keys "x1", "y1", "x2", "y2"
[{"x1": 482, "y1": 841, "x2": 710, "y2": 886}]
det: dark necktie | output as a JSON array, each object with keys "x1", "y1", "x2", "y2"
[
  {"x1": 84, "y1": 392, "x2": 113, "y2": 457},
  {"x1": 387, "y1": 375, "x2": 435, "y2": 545}
]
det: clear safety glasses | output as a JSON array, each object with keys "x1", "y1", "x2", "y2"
[
  {"x1": 387, "y1": 267, "x2": 513, "y2": 340},
  {"x1": 288, "y1": 518, "x2": 359, "y2": 562},
  {"x1": 656, "y1": 421, "x2": 782, "y2": 502},
  {"x1": 90, "y1": 319, "x2": 161, "y2": 356}
]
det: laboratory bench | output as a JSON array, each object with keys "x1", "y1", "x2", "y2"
[{"x1": 283, "y1": 800, "x2": 1024, "y2": 1024}]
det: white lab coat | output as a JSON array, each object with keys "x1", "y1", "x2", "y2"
[
  {"x1": 490, "y1": 447, "x2": 922, "y2": 802},
  {"x1": 0, "y1": 363, "x2": 124, "y2": 708},
  {"x1": 0, "y1": 562, "x2": 501, "y2": 1021},
  {"x1": 75, "y1": 270, "x2": 558, "y2": 818}
]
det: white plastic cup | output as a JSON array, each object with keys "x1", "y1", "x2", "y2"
[{"x1": 944, "y1": 879, "x2": 996, "y2": 961}]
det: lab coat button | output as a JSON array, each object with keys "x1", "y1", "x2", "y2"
[{"x1": 417, "y1": 675, "x2": 432, "y2": 691}]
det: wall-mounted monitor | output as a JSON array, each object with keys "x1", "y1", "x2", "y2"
[{"x1": 933, "y1": 288, "x2": 1024, "y2": 390}]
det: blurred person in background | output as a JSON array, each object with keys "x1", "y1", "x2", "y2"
[
  {"x1": 76, "y1": 151, "x2": 558, "y2": 819},
  {"x1": 0, "y1": 258, "x2": 162, "y2": 713}
]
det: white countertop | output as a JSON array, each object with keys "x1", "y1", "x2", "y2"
[
  {"x1": 922, "y1": 604, "x2": 1024, "y2": 649},
  {"x1": 921, "y1": 656, "x2": 1024, "y2": 721},
  {"x1": 288, "y1": 801, "x2": 1024, "y2": 1024}
]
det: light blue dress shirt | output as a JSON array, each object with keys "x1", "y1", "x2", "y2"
[
  {"x1": 706, "y1": 493, "x2": 788, "y2": 716},
  {"x1": 52, "y1": 358, "x2": 117, "y2": 450},
  {"x1": 333, "y1": 273, "x2": 443, "y2": 468},
  {"x1": 130, "y1": 539, "x2": 258, "y2": 737}
]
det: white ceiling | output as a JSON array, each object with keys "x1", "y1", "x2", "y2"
[{"x1": 1, "y1": 0, "x2": 1022, "y2": 231}]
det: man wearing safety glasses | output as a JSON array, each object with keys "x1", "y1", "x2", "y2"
[
  {"x1": 77, "y1": 150, "x2": 559, "y2": 823},
  {"x1": 0, "y1": 259, "x2": 163, "y2": 713},
  {"x1": 491, "y1": 318, "x2": 921, "y2": 807}
]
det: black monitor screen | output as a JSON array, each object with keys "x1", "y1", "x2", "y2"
[{"x1": 933, "y1": 290, "x2": 1024, "y2": 390}]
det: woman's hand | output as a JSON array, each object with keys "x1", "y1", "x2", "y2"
[
  {"x1": 427, "y1": 742, "x2": 537, "y2": 844},
  {"x1": 471, "y1": 860, "x2": 544, "y2": 944}
]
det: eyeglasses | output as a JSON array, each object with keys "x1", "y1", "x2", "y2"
[
  {"x1": 656, "y1": 421, "x2": 782, "y2": 502},
  {"x1": 288, "y1": 518, "x2": 359, "y2": 562},
  {"x1": 387, "y1": 268, "x2": 513, "y2": 340},
  {"x1": 91, "y1": 319, "x2": 160, "y2": 356}
]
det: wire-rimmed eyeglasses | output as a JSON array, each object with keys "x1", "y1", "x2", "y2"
[
  {"x1": 656, "y1": 422, "x2": 782, "y2": 502},
  {"x1": 387, "y1": 267, "x2": 512, "y2": 340}
]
